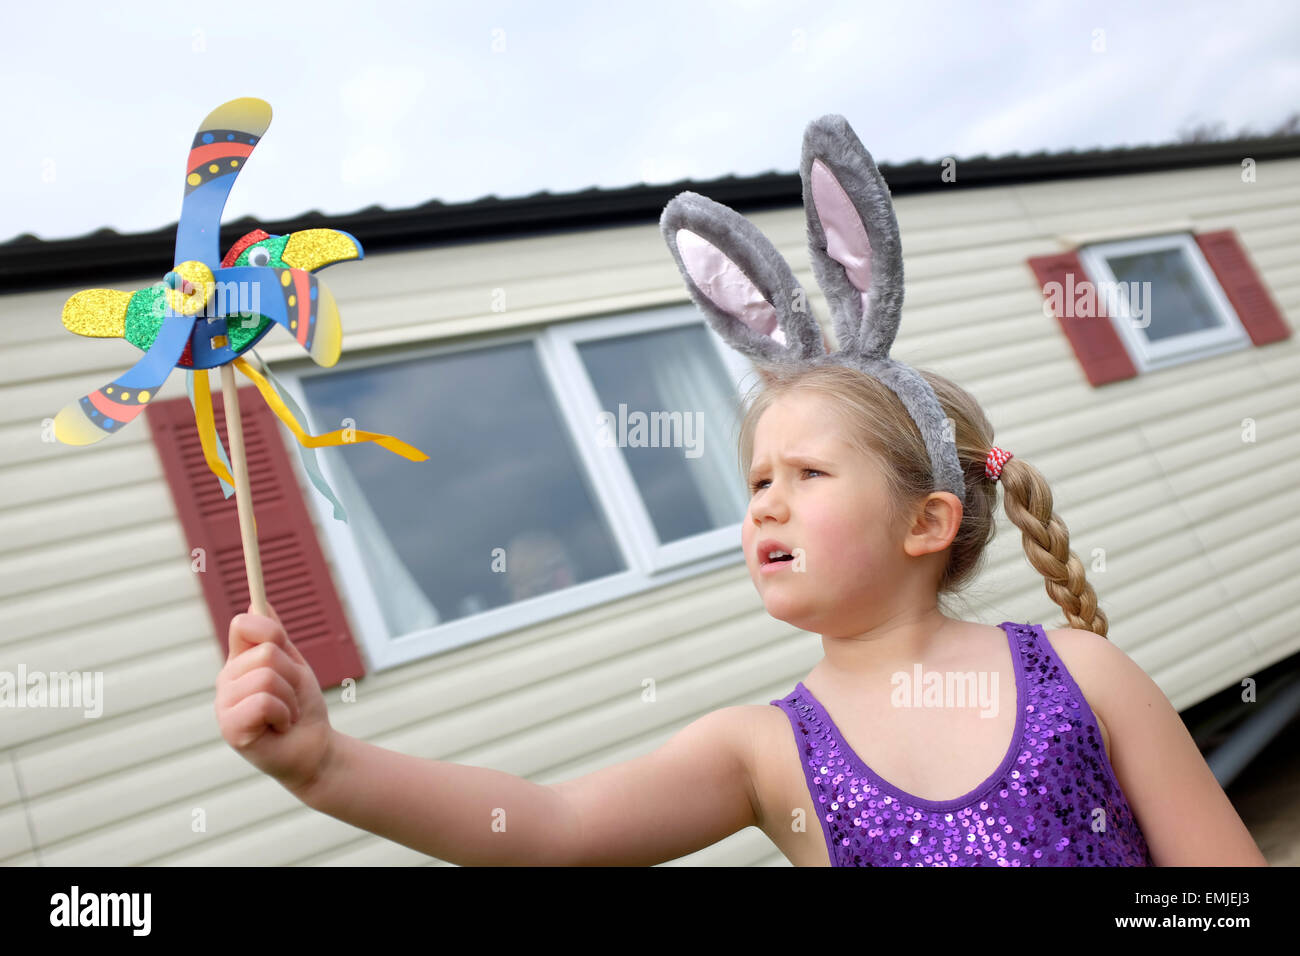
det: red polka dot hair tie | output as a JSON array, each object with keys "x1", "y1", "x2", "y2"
[{"x1": 985, "y1": 446, "x2": 1013, "y2": 481}]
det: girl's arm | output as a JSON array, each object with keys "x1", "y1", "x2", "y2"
[
  {"x1": 220, "y1": 608, "x2": 759, "y2": 866},
  {"x1": 293, "y1": 706, "x2": 759, "y2": 866},
  {"x1": 289, "y1": 730, "x2": 575, "y2": 865},
  {"x1": 548, "y1": 705, "x2": 759, "y2": 866},
  {"x1": 1057, "y1": 629, "x2": 1269, "y2": 867}
]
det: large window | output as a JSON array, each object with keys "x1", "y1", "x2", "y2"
[
  {"x1": 278, "y1": 306, "x2": 754, "y2": 670},
  {"x1": 1077, "y1": 233, "x2": 1251, "y2": 372}
]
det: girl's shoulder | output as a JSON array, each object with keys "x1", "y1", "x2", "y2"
[{"x1": 1041, "y1": 626, "x2": 1120, "y2": 764}]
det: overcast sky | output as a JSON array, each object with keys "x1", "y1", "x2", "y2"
[{"x1": 3, "y1": 0, "x2": 1297, "y2": 243}]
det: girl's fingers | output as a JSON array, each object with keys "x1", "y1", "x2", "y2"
[
  {"x1": 227, "y1": 613, "x2": 308, "y2": 671},
  {"x1": 219, "y1": 640, "x2": 301, "y2": 695},
  {"x1": 228, "y1": 611, "x2": 284, "y2": 659},
  {"x1": 280, "y1": 630, "x2": 308, "y2": 668},
  {"x1": 241, "y1": 603, "x2": 310, "y2": 669},
  {"x1": 219, "y1": 667, "x2": 300, "y2": 724},
  {"x1": 223, "y1": 692, "x2": 293, "y2": 746},
  {"x1": 258, "y1": 601, "x2": 283, "y2": 628}
]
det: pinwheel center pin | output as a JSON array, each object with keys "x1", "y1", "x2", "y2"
[{"x1": 164, "y1": 260, "x2": 215, "y2": 316}]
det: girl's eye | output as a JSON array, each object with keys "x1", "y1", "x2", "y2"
[{"x1": 749, "y1": 468, "x2": 823, "y2": 494}]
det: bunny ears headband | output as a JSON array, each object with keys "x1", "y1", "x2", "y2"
[{"x1": 659, "y1": 114, "x2": 966, "y2": 507}]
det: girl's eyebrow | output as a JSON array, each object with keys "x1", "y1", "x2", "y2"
[{"x1": 748, "y1": 453, "x2": 833, "y2": 481}]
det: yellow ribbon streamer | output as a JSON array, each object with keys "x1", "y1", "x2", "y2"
[
  {"x1": 191, "y1": 367, "x2": 237, "y2": 488},
  {"x1": 191, "y1": 368, "x2": 257, "y2": 537},
  {"x1": 188, "y1": 359, "x2": 429, "y2": 531},
  {"x1": 233, "y1": 357, "x2": 430, "y2": 462}
]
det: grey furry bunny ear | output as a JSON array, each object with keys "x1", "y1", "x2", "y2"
[
  {"x1": 660, "y1": 191, "x2": 827, "y2": 363},
  {"x1": 659, "y1": 115, "x2": 967, "y2": 507},
  {"x1": 800, "y1": 115, "x2": 905, "y2": 360}
]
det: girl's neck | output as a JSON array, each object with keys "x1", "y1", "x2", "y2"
[{"x1": 810, "y1": 607, "x2": 967, "y2": 688}]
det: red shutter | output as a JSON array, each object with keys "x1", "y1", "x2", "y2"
[
  {"x1": 1195, "y1": 230, "x2": 1292, "y2": 346},
  {"x1": 1027, "y1": 252, "x2": 1138, "y2": 386},
  {"x1": 145, "y1": 383, "x2": 365, "y2": 689}
]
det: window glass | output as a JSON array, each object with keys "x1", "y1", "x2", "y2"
[
  {"x1": 578, "y1": 324, "x2": 748, "y2": 544},
  {"x1": 300, "y1": 342, "x2": 625, "y2": 637},
  {"x1": 1104, "y1": 248, "x2": 1222, "y2": 342}
]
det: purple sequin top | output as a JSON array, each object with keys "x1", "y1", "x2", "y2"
[{"x1": 770, "y1": 621, "x2": 1154, "y2": 866}]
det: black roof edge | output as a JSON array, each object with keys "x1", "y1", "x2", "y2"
[{"x1": 4, "y1": 134, "x2": 1299, "y2": 293}]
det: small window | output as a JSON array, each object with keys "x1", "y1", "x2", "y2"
[
  {"x1": 279, "y1": 306, "x2": 752, "y2": 670},
  {"x1": 1077, "y1": 233, "x2": 1251, "y2": 371}
]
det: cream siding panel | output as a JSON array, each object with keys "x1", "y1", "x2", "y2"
[
  {"x1": 0, "y1": 521, "x2": 184, "y2": 601},
  {"x1": 0, "y1": 478, "x2": 171, "y2": 553},
  {"x1": 0, "y1": 755, "x2": 19, "y2": 806},
  {"x1": 2, "y1": 562, "x2": 197, "y2": 648},
  {"x1": 0, "y1": 755, "x2": 32, "y2": 859},
  {"x1": 1, "y1": 156, "x2": 1297, "y2": 866},
  {"x1": 0, "y1": 802, "x2": 33, "y2": 860}
]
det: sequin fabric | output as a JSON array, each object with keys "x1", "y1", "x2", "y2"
[{"x1": 770, "y1": 622, "x2": 1154, "y2": 866}]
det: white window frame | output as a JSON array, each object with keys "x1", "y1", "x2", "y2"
[
  {"x1": 1077, "y1": 233, "x2": 1251, "y2": 372},
  {"x1": 270, "y1": 306, "x2": 757, "y2": 672}
]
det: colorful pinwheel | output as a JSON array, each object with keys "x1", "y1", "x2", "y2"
[{"x1": 52, "y1": 97, "x2": 428, "y2": 613}]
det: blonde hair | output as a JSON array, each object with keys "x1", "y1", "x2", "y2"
[{"x1": 736, "y1": 362, "x2": 1108, "y2": 637}]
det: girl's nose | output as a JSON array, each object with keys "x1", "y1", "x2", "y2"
[{"x1": 750, "y1": 488, "x2": 788, "y2": 525}]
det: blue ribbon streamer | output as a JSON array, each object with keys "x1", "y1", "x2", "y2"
[
  {"x1": 184, "y1": 360, "x2": 350, "y2": 524},
  {"x1": 248, "y1": 351, "x2": 349, "y2": 524}
]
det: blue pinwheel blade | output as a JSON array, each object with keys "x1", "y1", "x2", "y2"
[
  {"x1": 52, "y1": 311, "x2": 195, "y2": 445},
  {"x1": 212, "y1": 265, "x2": 342, "y2": 367},
  {"x1": 174, "y1": 98, "x2": 272, "y2": 268}
]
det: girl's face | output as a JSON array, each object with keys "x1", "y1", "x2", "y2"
[{"x1": 741, "y1": 390, "x2": 913, "y2": 636}]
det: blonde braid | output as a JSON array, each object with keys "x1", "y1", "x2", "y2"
[{"x1": 996, "y1": 457, "x2": 1109, "y2": 638}]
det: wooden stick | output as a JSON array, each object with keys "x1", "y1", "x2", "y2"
[{"x1": 219, "y1": 362, "x2": 268, "y2": 617}]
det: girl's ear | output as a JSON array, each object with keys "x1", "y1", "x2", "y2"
[
  {"x1": 800, "y1": 114, "x2": 905, "y2": 362},
  {"x1": 660, "y1": 191, "x2": 826, "y2": 364}
]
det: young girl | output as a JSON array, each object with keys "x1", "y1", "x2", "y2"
[{"x1": 215, "y1": 116, "x2": 1268, "y2": 867}]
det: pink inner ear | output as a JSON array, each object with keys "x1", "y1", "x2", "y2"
[
  {"x1": 810, "y1": 158, "x2": 873, "y2": 295},
  {"x1": 676, "y1": 229, "x2": 786, "y2": 346}
]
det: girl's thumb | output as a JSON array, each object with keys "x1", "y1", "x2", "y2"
[
  {"x1": 226, "y1": 603, "x2": 289, "y2": 661},
  {"x1": 229, "y1": 601, "x2": 309, "y2": 668},
  {"x1": 254, "y1": 600, "x2": 284, "y2": 628}
]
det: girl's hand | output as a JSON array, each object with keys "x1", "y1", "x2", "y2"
[{"x1": 214, "y1": 602, "x2": 334, "y2": 796}]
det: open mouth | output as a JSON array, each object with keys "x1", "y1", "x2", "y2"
[{"x1": 757, "y1": 539, "x2": 796, "y2": 566}]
